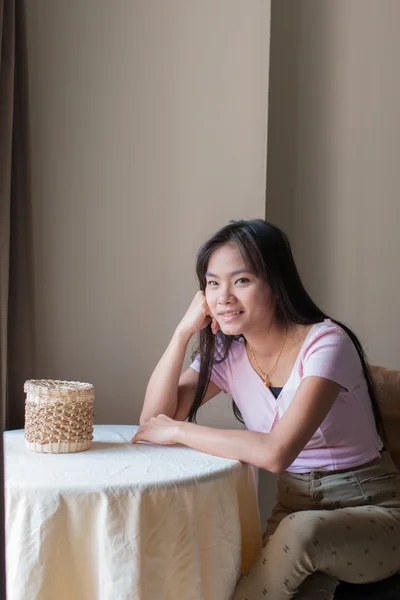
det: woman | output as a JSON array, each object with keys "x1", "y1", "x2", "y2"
[{"x1": 132, "y1": 219, "x2": 400, "y2": 600}]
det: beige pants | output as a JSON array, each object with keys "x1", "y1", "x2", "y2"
[{"x1": 233, "y1": 452, "x2": 400, "y2": 600}]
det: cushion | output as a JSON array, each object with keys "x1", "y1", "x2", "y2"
[
  {"x1": 334, "y1": 365, "x2": 400, "y2": 598},
  {"x1": 370, "y1": 364, "x2": 400, "y2": 470}
]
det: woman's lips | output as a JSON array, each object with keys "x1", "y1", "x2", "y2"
[{"x1": 218, "y1": 311, "x2": 244, "y2": 323}]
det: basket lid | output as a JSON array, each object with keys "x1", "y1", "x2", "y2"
[{"x1": 24, "y1": 379, "x2": 94, "y2": 400}]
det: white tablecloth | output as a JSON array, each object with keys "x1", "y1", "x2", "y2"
[{"x1": 4, "y1": 424, "x2": 261, "y2": 600}]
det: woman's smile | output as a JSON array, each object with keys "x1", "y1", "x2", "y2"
[{"x1": 218, "y1": 310, "x2": 245, "y2": 323}]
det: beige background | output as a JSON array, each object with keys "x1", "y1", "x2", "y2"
[
  {"x1": 23, "y1": 0, "x2": 271, "y2": 429},
  {"x1": 267, "y1": 0, "x2": 400, "y2": 370}
]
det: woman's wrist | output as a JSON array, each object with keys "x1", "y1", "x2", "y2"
[
  {"x1": 174, "y1": 323, "x2": 195, "y2": 342},
  {"x1": 174, "y1": 420, "x2": 189, "y2": 444}
]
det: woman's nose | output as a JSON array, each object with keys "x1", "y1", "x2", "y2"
[{"x1": 218, "y1": 286, "x2": 235, "y2": 304}]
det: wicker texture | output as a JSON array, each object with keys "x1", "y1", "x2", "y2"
[{"x1": 24, "y1": 380, "x2": 94, "y2": 453}]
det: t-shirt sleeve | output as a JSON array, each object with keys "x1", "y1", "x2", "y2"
[
  {"x1": 301, "y1": 324, "x2": 363, "y2": 392},
  {"x1": 190, "y1": 351, "x2": 230, "y2": 394}
]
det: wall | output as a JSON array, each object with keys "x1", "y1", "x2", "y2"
[
  {"x1": 24, "y1": 1, "x2": 271, "y2": 436},
  {"x1": 267, "y1": 0, "x2": 400, "y2": 369}
]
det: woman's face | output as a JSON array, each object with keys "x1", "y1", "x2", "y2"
[{"x1": 205, "y1": 243, "x2": 275, "y2": 337}]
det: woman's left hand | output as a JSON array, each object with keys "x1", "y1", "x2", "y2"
[{"x1": 131, "y1": 414, "x2": 182, "y2": 446}]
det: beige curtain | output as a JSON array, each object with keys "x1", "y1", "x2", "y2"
[
  {"x1": 6, "y1": 0, "x2": 34, "y2": 432},
  {"x1": 1, "y1": 0, "x2": 33, "y2": 595},
  {"x1": 0, "y1": 0, "x2": 33, "y2": 431},
  {"x1": 0, "y1": 0, "x2": 15, "y2": 594},
  {"x1": 0, "y1": 0, "x2": 14, "y2": 422}
]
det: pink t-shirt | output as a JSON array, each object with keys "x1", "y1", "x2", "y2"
[{"x1": 190, "y1": 319, "x2": 383, "y2": 472}]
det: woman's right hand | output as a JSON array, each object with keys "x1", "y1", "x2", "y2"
[{"x1": 177, "y1": 291, "x2": 219, "y2": 337}]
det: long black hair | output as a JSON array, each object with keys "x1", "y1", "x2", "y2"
[{"x1": 188, "y1": 219, "x2": 386, "y2": 442}]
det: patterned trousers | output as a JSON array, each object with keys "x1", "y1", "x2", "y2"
[{"x1": 233, "y1": 452, "x2": 400, "y2": 600}]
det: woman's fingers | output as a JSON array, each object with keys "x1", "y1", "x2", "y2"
[
  {"x1": 211, "y1": 317, "x2": 219, "y2": 335},
  {"x1": 203, "y1": 299, "x2": 219, "y2": 335},
  {"x1": 178, "y1": 291, "x2": 214, "y2": 335},
  {"x1": 204, "y1": 297, "x2": 212, "y2": 315},
  {"x1": 131, "y1": 425, "x2": 144, "y2": 443},
  {"x1": 132, "y1": 415, "x2": 169, "y2": 443}
]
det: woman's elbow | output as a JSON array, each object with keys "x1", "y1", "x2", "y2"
[
  {"x1": 261, "y1": 444, "x2": 292, "y2": 474},
  {"x1": 263, "y1": 456, "x2": 286, "y2": 474}
]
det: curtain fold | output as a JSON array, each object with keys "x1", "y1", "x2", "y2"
[
  {"x1": 1, "y1": 0, "x2": 32, "y2": 432},
  {"x1": 1, "y1": 0, "x2": 32, "y2": 595},
  {"x1": 0, "y1": 0, "x2": 15, "y2": 424},
  {"x1": 7, "y1": 0, "x2": 34, "y2": 431},
  {"x1": 0, "y1": 0, "x2": 16, "y2": 596}
]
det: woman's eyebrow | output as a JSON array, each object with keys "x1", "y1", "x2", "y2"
[{"x1": 205, "y1": 269, "x2": 253, "y2": 278}]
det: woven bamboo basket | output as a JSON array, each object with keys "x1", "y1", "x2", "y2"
[{"x1": 24, "y1": 379, "x2": 94, "y2": 453}]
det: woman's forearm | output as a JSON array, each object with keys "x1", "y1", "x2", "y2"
[
  {"x1": 175, "y1": 422, "x2": 280, "y2": 473},
  {"x1": 139, "y1": 326, "x2": 193, "y2": 425}
]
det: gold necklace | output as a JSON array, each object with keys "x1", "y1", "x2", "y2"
[{"x1": 248, "y1": 327, "x2": 288, "y2": 387}]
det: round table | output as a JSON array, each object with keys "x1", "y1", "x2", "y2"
[{"x1": 4, "y1": 424, "x2": 261, "y2": 600}]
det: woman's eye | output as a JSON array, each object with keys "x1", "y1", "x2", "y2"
[
  {"x1": 235, "y1": 278, "x2": 249, "y2": 284},
  {"x1": 206, "y1": 280, "x2": 218, "y2": 287}
]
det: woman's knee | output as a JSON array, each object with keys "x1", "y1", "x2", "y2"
[{"x1": 273, "y1": 511, "x2": 330, "y2": 557}]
